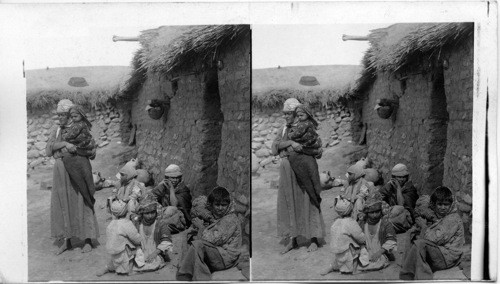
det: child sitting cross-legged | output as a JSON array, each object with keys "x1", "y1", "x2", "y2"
[
  {"x1": 96, "y1": 199, "x2": 144, "y2": 277},
  {"x1": 399, "y1": 186, "x2": 465, "y2": 280},
  {"x1": 320, "y1": 196, "x2": 366, "y2": 276}
]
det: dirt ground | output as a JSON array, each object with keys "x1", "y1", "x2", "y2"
[
  {"x1": 27, "y1": 137, "x2": 244, "y2": 282},
  {"x1": 251, "y1": 139, "x2": 470, "y2": 281}
]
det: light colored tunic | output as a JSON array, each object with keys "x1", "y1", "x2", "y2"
[
  {"x1": 133, "y1": 222, "x2": 172, "y2": 272},
  {"x1": 329, "y1": 217, "x2": 365, "y2": 273},
  {"x1": 105, "y1": 218, "x2": 142, "y2": 274},
  {"x1": 48, "y1": 127, "x2": 99, "y2": 240},
  {"x1": 358, "y1": 221, "x2": 396, "y2": 271}
]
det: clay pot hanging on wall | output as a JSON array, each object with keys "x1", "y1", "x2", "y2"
[
  {"x1": 374, "y1": 98, "x2": 398, "y2": 119},
  {"x1": 145, "y1": 99, "x2": 170, "y2": 120}
]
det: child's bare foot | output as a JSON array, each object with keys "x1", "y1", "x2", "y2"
[
  {"x1": 307, "y1": 242, "x2": 318, "y2": 252},
  {"x1": 96, "y1": 267, "x2": 109, "y2": 277},
  {"x1": 320, "y1": 265, "x2": 333, "y2": 276}
]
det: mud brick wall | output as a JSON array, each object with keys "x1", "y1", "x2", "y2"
[
  {"x1": 442, "y1": 37, "x2": 473, "y2": 241},
  {"x1": 27, "y1": 103, "x2": 127, "y2": 170},
  {"x1": 252, "y1": 104, "x2": 353, "y2": 170},
  {"x1": 356, "y1": 70, "x2": 446, "y2": 194},
  {"x1": 216, "y1": 35, "x2": 251, "y2": 201},
  {"x1": 216, "y1": 35, "x2": 251, "y2": 250},
  {"x1": 131, "y1": 70, "x2": 221, "y2": 198}
]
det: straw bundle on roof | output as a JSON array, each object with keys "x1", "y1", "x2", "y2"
[
  {"x1": 122, "y1": 25, "x2": 250, "y2": 95},
  {"x1": 366, "y1": 22, "x2": 473, "y2": 72},
  {"x1": 26, "y1": 66, "x2": 131, "y2": 110},
  {"x1": 253, "y1": 65, "x2": 362, "y2": 108},
  {"x1": 350, "y1": 22, "x2": 473, "y2": 98}
]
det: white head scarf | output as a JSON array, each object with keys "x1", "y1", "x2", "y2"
[
  {"x1": 282, "y1": 98, "x2": 301, "y2": 112},
  {"x1": 57, "y1": 99, "x2": 74, "y2": 113}
]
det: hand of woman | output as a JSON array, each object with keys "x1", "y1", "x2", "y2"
[
  {"x1": 65, "y1": 142, "x2": 77, "y2": 153},
  {"x1": 291, "y1": 142, "x2": 303, "y2": 151}
]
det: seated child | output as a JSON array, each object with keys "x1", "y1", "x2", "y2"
[
  {"x1": 321, "y1": 196, "x2": 365, "y2": 275},
  {"x1": 400, "y1": 186, "x2": 465, "y2": 280},
  {"x1": 159, "y1": 205, "x2": 187, "y2": 232},
  {"x1": 112, "y1": 164, "x2": 144, "y2": 215},
  {"x1": 177, "y1": 186, "x2": 242, "y2": 281},
  {"x1": 288, "y1": 105, "x2": 323, "y2": 158},
  {"x1": 340, "y1": 164, "x2": 372, "y2": 221},
  {"x1": 97, "y1": 199, "x2": 143, "y2": 277},
  {"x1": 357, "y1": 195, "x2": 397, "y2": 272},
  {"x1": 190, "y1": 195, "x2": 215, "y2": 227}
]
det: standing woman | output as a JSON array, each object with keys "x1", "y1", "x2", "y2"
[
  {"x1": 272, "y1": 98, "x2": 326, "y2": 254},
  {"x1": 46, "y1": 99, "x2": 99, "y2": 255}
]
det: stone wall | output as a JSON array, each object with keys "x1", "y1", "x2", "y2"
[
  {"x1": 216, "y1": 34, "x2": 251, "y2": 203},
  {"x1": 27, "y1": 103, "x2": 128, "y2": 170},
  {"x1": 252, "y1": 103, "x2": 353, "y2": 169},
  {"x1": 442, "y1": 37, "x2": 473, "y2": 241}
]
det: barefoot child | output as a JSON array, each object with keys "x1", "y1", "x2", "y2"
[
  {"x1": 321, "y1": 196, "x2": 365, "y2": 276},
  {"x1": 97, "y1": 199, "x2": 143, "y2": 277}
]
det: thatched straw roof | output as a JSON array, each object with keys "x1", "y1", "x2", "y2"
[
  {"x1": 26, "y1": 66, "x2": 131, "y2": 110},
  {"x1": 366, "y1": 22, "x2": 473, "y2": 72},
  {"x1": 123, "y1": 25, "x2": 250, "y2": 95},
  {"x1": 351, "y1": 22, "x2": 473, "y2": 97},
  {"x1": 252, "y1": 65, "x2": 362, "y2": 108}
]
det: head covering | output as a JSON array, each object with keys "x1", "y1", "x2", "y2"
[
  {"x1": 392, "y1": 163, "x2": 409, "y2": 177},
  {"x1": 165, "y1": 164, "x2": 182, "y2": 177},
  {"x1": 295, "y1": 105, "x2": 318, "y2": 128},
  {"x1": 347, "y1": 164, "x2": 365, "y2": 182},
  {"x1": 137, "y1": 194, "x2": 159, "y2": 214},
  {"x1": 110, "y1": 199, "x2": 128, "y2": 218},
  {"x1": 69, "y1": 105, "x2": 92, "y2": 129},
  {"x1": 119, "y1": 164, "x2": 137, "y2": 180},
  {"x1": 363, "y1": 195, "x2": 383, "y2": 213},
  {"x1": 334, "y1": 196, "x2": 353, "y2": 217},
  {"x1": 282, "y1": 98, "x2": 301, "y2": 112},
  {"x1": 136, "y1": 169, "x2": 151, "y2": 184},
  {"x1": 57, "y1": 99, "x2": 74, "y2": 113}
]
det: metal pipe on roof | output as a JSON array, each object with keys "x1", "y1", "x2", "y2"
[
  {"x1": 342, "y1": 34, "x2": 369, "y2": 41},
  {"x1": 112, "y1": 35, "x2": 139, "y2": 42}
]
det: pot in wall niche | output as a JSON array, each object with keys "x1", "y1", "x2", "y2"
[
  {"x1": 146, "y1": 105, "x2": 164, "y2": 120},
  {"x1": 145, "y1": 99, "x2": 170, "y2": 120},
  {"x1": 374, "y1": 98, "x2": 398, "y2": 119},
  {"x1": 376, "y1": 105, "x2": 393, "y2": 119}
]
